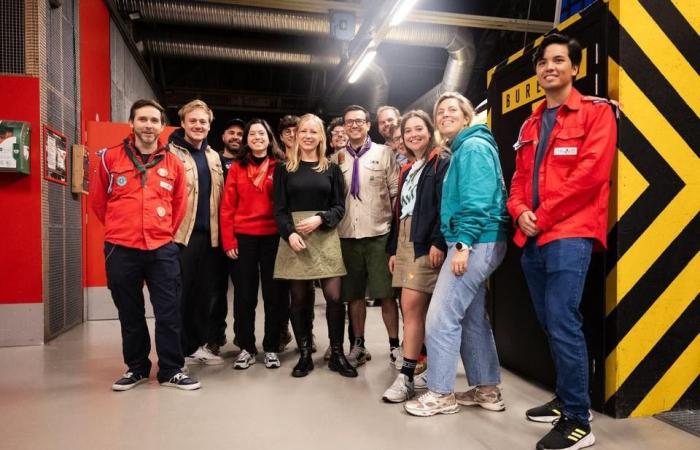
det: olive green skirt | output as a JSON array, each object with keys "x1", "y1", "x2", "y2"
[{"x1": 273, "y1": 211, "x2": 347, "y2": 280}]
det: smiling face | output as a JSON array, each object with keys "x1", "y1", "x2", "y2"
[
  {"x1": 280, "y1": 127, "x2": 296, "y2": 150},
  {"x1": 181, "y1": 107, "x2": 211, "y2": 147},
  {"x1": 391, "y1": 127, "x2": 406, "y2": 156},
  {"x1": 403, "y1": 116, "x2": 431, "y2": 158},
  {"x1": 435, "y1": 98, "x2": 468, "y2": 140},
  {"x1": 297, "y1": 119, "x2": 322, "y2": 155},
  {"x1": 343, "y1": 109, "x2": 370, "y2": 146},
  {"x1": 377, "y1": 108, "x2": 399, "y2": 140},
  {"x1": 130, "y1": 105, "x2": 164, "y2": 149},
  {"x1": 535, "y1": 43, "x2": 578, "y2": 93},
  {"x1": 330, "y1": 125, "x2": 348, "y2": 150},
  {"x1": 247, "y1": 123, "x2": 270, "y2": 156},
  {"x1": 222, "y1": 125, "x2": 244, "y2": 152}
]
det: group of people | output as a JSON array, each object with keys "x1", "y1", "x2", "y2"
[{"x1": 92, "y1": 33, "x2": 616, "y2": 450}]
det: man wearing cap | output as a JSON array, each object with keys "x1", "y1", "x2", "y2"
[
  {"x1": 206, "y1": 118, "x2": 246, "y2": 355},
  {"x1": 91, "y1": 99, "x2": 200, "y2": 390}
]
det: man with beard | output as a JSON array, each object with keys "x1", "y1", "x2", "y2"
[
  {"x1": 206, "y1": 118, "x2": 246, "y2": 355},
  {"x1": 92, "y1": 99, "x2": 200, "y2": 390}
]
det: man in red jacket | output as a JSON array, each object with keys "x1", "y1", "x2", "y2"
[
  {"x1": 92, "y1": 99, "x2": 200, "y2": 391},
  {"x1": 507, "y1": 34, "x2": 616, "y2": 450}
]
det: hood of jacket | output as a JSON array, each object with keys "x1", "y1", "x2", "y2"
[
  {"x1": 451, "y1": 124, "x2": 498, "y2": 153},
  {"x1": 169, "y1": 127, "x2": 209, "y2": 153}
]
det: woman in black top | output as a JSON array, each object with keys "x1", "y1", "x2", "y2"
[{"x1": 273, "y1": 113, "x2": 357, "y2": 378}]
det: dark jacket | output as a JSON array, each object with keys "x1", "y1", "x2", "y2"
[{"x1": 387, "y1": 147, "x2": 450, "y2": 258}]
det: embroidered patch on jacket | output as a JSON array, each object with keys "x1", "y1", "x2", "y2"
[{"x1": 553, "y1": 147, "x2": 577, "y2": 156}]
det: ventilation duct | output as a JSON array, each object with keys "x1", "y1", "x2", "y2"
[
  {"x1": 119, "y1": 0, "x2": 475, "y2": 112},
  {"x1": 144, "y1": 40, "x2": 341, "y2": 68}
]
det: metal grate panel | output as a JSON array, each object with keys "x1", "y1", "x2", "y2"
[
  {"x1": 656, "y1": 410, "x2": 700, "y2": 438},
  {"x1": 0, "y1": 0, "x2": 25, "y2": 74},
  {"x1": 41, "y1": 0, "x2": 83, "y2": 340}
]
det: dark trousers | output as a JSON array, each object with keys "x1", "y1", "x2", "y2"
[
  {"x1": 208, "y1": 250, "x2": 230, "y2": 345},
  {"x1": 230, "y1": 234, "x2": 288, "y2": 353},
  {"x1": 179, "y1": 231, "x2": 220, "y2": 356},
  {"x1": 105, "y1": 242, "x2": 183, "y2": 382}
]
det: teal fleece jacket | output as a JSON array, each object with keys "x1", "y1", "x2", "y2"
[{"x1": 440, "y1": 124, "x2": 509, "y2": 246}]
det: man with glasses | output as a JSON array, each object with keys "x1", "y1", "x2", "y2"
[{"x1": 335, "y1": 105, "x2": 400, "y2": 368}]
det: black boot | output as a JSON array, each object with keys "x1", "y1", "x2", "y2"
[
  {"x1": 292, "y1": 339, "x2": 314, "y2": 377},
  {"x1": 328, "y1": 343, "x2": 357, "y2": 377},
  {"x1": 290, "y1": 303, "x2": 313, "y2": 377}
]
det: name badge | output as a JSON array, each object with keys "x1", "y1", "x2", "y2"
[
  {"x1": 160, "y1": 180, "x2": 173, "y2": 191},
  {"x1": 553, "y1": 147, "x2": 577, "y2": 156}
]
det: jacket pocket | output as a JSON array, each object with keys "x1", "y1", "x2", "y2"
[{"x1": 551, "y1": 127, "x2": 584, "y2": 166}]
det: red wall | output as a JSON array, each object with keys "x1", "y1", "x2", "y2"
[
  {"x1": 80, "y1": 0, "x2": 111, "y2": 288},
  {"x1": 0, "y1": 76, "x2": 43, "y2": 304}
]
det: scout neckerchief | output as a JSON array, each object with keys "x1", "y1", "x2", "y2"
[
  {"x1": 123, "y1": 137, "x2": 165, "y2": 187},
  {"x1": 345, "y1": 136, "x2": 372, "y2": 200},
  {"x1": 246, "y1": 154, "x2": 270, "y2": 191}
]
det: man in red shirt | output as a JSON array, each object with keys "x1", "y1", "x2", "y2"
[
  {"x1": 92, "y1": 99, "x2": 200, "y2": 391},
  {"x1": 507, "y1": 34, "x2": 616, "y2": 450}
]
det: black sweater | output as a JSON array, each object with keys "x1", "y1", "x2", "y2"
[
  {"x1": 387, "y1": 150, "x2": 450, "y2": 258},
  {"x1": 273, "y1": 161, "x2": 346, "y2": 240}
]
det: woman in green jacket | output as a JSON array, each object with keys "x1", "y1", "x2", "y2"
[{"x1": 405, "y1": 92, "x2": 510, "y2": 417}]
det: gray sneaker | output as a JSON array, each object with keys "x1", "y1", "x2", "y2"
[
  {"x1": 233, "y1": 349, "x2": 256, "y2": 370},
  {"x1": 455, "y1": 386, "x2": 506, "y2": 412},
  {"x1": 382, "y1": 373, "x2": 415, "y2": 403},
  {"x1": 347, "y1": 346, "x2": 372, "y2": 368}
]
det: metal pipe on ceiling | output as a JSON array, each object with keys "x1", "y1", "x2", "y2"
[{"x1": 119, "y1": 0, "x2": 476, "y2": 113}]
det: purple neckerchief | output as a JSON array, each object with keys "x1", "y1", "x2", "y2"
[{"x1": 346, "y1": 136, "x2": 372, "y2": 200}]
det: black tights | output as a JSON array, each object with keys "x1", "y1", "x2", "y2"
[{"x1": 289, "y1": 277, "x2": 345, "y2": 345}]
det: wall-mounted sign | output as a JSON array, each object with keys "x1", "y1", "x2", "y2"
[
  {"x1": 44, "y1": 125, "x2": 68, "y2": 185},
  {"x1": 330, "y1": 10, "x2": 355, "y2": 41}
]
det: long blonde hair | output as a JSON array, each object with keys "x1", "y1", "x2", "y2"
[{"x1": 285, "y1": 114, "x2": 330, "y2": 173}]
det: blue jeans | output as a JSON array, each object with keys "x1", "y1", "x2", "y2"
[
  {"x1": 425, "y1": 241, "x2": 506, "y2": 394},
  {"x1": 521, "y1": 237, "x2": 592, "y2": 424}
]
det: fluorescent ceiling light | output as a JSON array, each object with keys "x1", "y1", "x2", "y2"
[
  {"x1": 390, "y1": 0, "x2": 419, "y2": 26},
  {"x1": 348, "y1": 49, "x2": 377, "y2": 84}
]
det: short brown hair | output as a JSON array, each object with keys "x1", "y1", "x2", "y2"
[
  {"x1": 278, "y1": 115, "x2": 300, "y2": 135},
  {"x1": 178, "y1": 99, "x2": 214, "y2": 123},
  {"x1": 343, "y1": 104, "x2": 370, "y2": 122},
  {"x1": 129, "y1": 99, "x2": 167, "y2": 124}
]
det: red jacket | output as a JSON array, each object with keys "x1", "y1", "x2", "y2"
[
  {"x1": 507, "y1": 88, "x2": 617, "y2": 249},
  {"x1": 219, "y1": 157, "x2": 279, "y2": 252},
  {"x1": 91, "y1": 138, "x2": 186, "y2": 250}
]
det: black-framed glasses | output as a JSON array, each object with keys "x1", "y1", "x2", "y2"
[{"x1": 345, "y1": 119, "x2": 367, "y2": 127}]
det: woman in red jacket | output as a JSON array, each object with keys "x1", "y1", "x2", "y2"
[{"x1": 219, "y1": 118, "x2": 287, "y2": 370}]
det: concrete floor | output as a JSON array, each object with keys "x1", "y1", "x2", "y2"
[{"x1": 0, "y1": 299, "x2": 697, "y2": 450}]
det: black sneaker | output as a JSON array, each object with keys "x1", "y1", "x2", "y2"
[
  {"x1": 527, "y1": 398, "x2": 595, "y2": 423},
  {"x1": 160, "y1": 372, "x2": 201, "y2": 390},
  {"x1": 536, "y1": 416, "x2": 595, "y2": 450},
  {"x1": 112, "y1": 372, "x2": 148, "y2": 391}
]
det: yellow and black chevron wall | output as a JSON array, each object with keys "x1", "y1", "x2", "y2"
[{"x1": 486, "y1": 0, "x2": 698, "y2": 418}]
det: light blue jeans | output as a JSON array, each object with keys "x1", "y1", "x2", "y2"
[{"x1": 425, "y1": 241, "x2": 506, "y2": 394}]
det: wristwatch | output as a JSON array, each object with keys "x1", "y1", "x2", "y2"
[{"x1": 455, "y1": 242, "x2": 472, "y2": 252}]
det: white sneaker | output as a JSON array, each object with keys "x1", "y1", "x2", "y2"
[
  {"x1": 186, "y1": 346, "x2": 224, "y2": 365},
  {"x1": 404, "y1": 390, "x2": 460, "y2": 417},
  {"x1": 264, "y1": 352, "x2": 281, "y2": 368},
  {"x1": 390, "y1": 346, "x2": 403, "y2": 369},
  {"x1": 233, "y1": 349, "x2": 256, "y2": 370},
  {"x1": 382, "y1": 373, "x2": 415, "y2": 403},
  {"x1": 414, "y1": 370, "x2": 428, "y2": 390}
]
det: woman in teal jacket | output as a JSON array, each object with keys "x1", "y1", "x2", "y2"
[{"x1": 405, "y1": 92, "x2": 510, "y2": 417}]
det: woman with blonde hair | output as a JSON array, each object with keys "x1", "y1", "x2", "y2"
[
  {"x1": 273, "y1": 114, "x2": 356, "y2": 378},
  {"x1": 382, "y1": 110, "x2": 450, "y2": 403},
  {"x1": 405, "y1": 92, "x2": 509, "y2": 417}
]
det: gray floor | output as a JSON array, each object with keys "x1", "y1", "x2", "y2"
[{"x1": 1, "y1": 299, "x2": 697, "y2": 450}]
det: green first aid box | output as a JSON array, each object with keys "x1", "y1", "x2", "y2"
[{"x1": 0, "y1": 120, "x2": 31, "y2": 174}]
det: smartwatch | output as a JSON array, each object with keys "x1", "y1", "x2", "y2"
[{"x1": 455, "y1": 242, "x2": 472, "y2": 252}]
